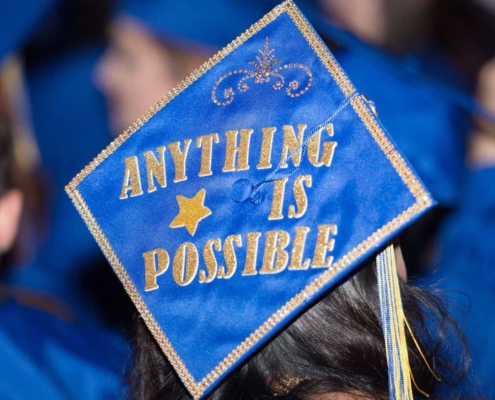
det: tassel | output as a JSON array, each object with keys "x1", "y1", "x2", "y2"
[{"x1": 376, "y1": 243, "x2": 414, "y2": 400}]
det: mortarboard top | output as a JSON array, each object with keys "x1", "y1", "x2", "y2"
[
  {"x1": 0, "y1": 0, "x2": 59, "y2": 61},
  {"x1": 67, "y1": 1, "x2": 434, "y2": 398}
]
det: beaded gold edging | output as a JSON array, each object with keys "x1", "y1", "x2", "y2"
[
  {"x1": 285, "y1": 1, "x2": 354, "y2": 97},
  {"x1": 351, "y1": 96, "x2": 429, "y2": 204},
  {"x1": 68, "y1": 189, "x2": 198, "y2": 393},
  {"x1": 195, "y1": 201, "x2": 431, "y2": 396},
  {"x1": 65, "y1": 2, "x2": 288, "y2": 194},
  {"x1": 65, "y1": 2, "x2": 434, "y2": 399},
  {"x1": 284, "y1": 1, "x2": 429, "y2": 205}
]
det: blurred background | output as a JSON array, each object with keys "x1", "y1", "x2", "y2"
[{"x1": 0, "y1": 0, "x2": 495, "y2": 398}]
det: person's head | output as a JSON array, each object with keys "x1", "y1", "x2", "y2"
[
  {"x1": 95, "y1": 0, "x2": 272, "y2": 135},
  {"x1": 95, "y1": 17, "x2": 212, "y2": 134},
  {"x1": 71, "y1": 4, "x2": 468, "y2": 399},
  {"x1": 0, "y1": 116, "x2": 22, "y2": 256},
  {"x1": 128, "y1": 253, "x2": 468, "y2": 400}
]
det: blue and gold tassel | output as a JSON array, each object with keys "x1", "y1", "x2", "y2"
[{"x1": 376, "y1": 243, "x2": 414, "y2": 400}]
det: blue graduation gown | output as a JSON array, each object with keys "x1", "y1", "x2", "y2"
[
  {"x1": 435, "y1": 167, "x2": 495, "y2": 397},
  {"x1": 0, "y1": 299, "x2": 129, "y2": 399}
]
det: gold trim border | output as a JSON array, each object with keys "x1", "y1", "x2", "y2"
[
  {"x1": 66, "y1": 2, "x2": 433, "y2": 399},
  {"x1": 285, "y1": 2, "x2": 354, "y2": 97},
  {"x1": 69, "y1": 189, "x2": 198, "y2": 389}
]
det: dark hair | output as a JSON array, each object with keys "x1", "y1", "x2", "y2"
[
  {"x1": 127, "y1": 258, "x2": 469, "y2": 400},
  {"x1": 0, "y1": 116, "x2": 14, "y2": 198}
]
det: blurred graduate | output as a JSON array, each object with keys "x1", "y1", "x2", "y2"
[
  {"x1": 92, "y1": 1, "x2": 495, "y2": 398},
  {"x1": 0, "y1": 1, "x2": 131, "y2": 398},
  {"x1": 1, "y1": 0, "x2": 128, "y2": 323},
  {"x1": 432, "y1": 55, "x2": 495, "y2": 397}
]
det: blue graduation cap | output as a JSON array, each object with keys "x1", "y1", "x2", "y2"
[
  {"x1": 0, "y1": 0, "x2": 59, "y2": 61},
  {"x1": 116, "y1": 0, "x2": 273, "y2": 49},
  {"x1": 67, "y1": 2, "x2": 434, "y2": 398}
]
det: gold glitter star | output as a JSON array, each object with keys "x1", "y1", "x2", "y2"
[{"x1": 169, "y1": 188, "x2": 212, "y2": 236}]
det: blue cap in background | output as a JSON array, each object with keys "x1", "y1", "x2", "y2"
[
  {"x1": 0, "y1": 0, "x2": 59, "y2": 61},
  {"x1": 5, "y1": 45, "x2": 114, "y2": 321},
  {"x1": 116, "y1": 0, "x2": 274, "y2": 49}
]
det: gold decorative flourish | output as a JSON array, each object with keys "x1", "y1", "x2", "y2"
[
  {"x1": 169, "y1": 189, "x2": 212, "y2": 236},
  {"x1": 211, "y1": 37, "x2": 313, "y2": 106},
  {"x1": 65, "y1": 1, "x2": 433, "y2": 399}
]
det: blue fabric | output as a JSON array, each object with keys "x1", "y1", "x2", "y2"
[
  {"x1": 0, "y1": 0, "x2": 59, "y2": 60},
  {"x1": 117, "y1": 0, "x2": 273, "y2": 49},
  {"x1": 334, "y1": 49, "x2": 468, "y2": 207},
  {"x1": 0, "y1": 300, "x2": 128, "y2": 400},
  {"x1": 289, "y1": 4, "x2": 470, "y2": 207},
  {"x1": 5, "y1": 45, "x2": 114, "y2": 320},
  {"x1": 297, "y1": 5, "x2": 494, "y2": 123},
  {"x1": 68, "y1": 4, "x2": 435, "y2": 398},
  {"x1": 273, "y1": 2, "x2": 475, "y2": 207},
  {"x1": 431, "y1": 168, "x2": 495, "y2": 397}
]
